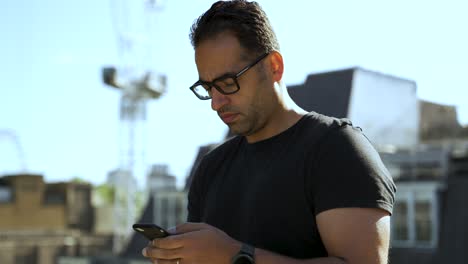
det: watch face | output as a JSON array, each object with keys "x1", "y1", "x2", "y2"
[{"x1": 232, "y1": 254, "x2": 254, "y2": 264}]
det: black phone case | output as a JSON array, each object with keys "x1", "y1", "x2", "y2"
[{"x1": 132, "y1": 223, "x2": 170, "y2": 240}]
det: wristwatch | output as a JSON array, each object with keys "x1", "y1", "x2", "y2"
[{"x1": 231, "y1": 243, "x2": 255, "y2": 264}]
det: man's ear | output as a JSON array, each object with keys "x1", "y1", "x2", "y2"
[{"x1": 269, "y1": 51, "x2": 284, "y2": 82}]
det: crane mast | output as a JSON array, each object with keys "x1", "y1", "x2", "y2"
[{"x1": 102, "y1": 0, "x2": 166, "y2": 253}]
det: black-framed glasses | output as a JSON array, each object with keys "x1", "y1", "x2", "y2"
[{"x1": 189, "y1": 52, "x2": 269, "y2": 100}]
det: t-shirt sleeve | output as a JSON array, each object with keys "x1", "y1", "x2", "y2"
[{"x1": 311, "y1": 125, "x2": 396, "y2": 216}]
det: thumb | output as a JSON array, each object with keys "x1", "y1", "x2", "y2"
[{"x1": 170, "y1": 222, "x2": 211, "y2": 234}]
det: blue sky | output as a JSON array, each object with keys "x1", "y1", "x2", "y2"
[{"x1": 1, "y1": 0, "x2": 467, "y2": 187}]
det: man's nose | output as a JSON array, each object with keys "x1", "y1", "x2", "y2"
[{"x1": 211, "y1": 88, "x2": 229, "y2": 111}]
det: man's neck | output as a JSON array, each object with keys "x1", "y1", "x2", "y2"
[{"x1": 245, "y1": 105, "x2": 306, "y2": 143}]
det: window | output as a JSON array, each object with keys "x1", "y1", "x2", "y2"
[
  {"x1": 0, "y1": 186, "x2": 12, "y2": 202},
  {"x1": 391, "y1": 182, "x2": 441, "y2": 248},
  {"x1": 393, "y1": 202, "x2": 408, "y2": 241},
  {"x1": 415, "y1": 201, "x2": 432, "y2": 243}
]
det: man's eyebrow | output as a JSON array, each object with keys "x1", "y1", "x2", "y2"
[{"x1": 199, "y1": 72, "x2": 237, "y2": 83}]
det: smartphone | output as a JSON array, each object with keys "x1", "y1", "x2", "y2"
[{"x1": 132, "y1": 223, "x2": 170, "y2": 240}]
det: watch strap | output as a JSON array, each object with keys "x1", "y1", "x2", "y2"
[
  {"x1": 240, "y1": 243, "x2": 255, "y2": 258},
  {"x1": 231, "y1": 243, "x2": 255, "y2": 264}
]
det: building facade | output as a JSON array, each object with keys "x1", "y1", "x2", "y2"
[{"x1": 0, "y1": 174, "x2": 112, "y2": 264}]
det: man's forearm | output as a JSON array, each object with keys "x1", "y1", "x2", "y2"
[{"x1": 255, "y1": 248, "x2": 346, "y2": 264}]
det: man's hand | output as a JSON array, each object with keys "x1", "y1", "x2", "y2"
[{"x1": 142, "y1": 222, "x2": 241, "y2": 264}]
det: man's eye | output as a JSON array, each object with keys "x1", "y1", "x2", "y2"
[
  {"x1": 216, "y1": 78, "x2": 235, "y2": 88},
  {"x1": 202, "y1": 84, "x2": 211, "y2": 91}
]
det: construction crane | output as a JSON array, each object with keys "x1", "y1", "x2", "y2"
[
  {"x1": 102, "y1": 0, "x2": 167, "y2": 253},
  {"x1": 0, "y1": 129, "x2": 27, "y2": 175}
]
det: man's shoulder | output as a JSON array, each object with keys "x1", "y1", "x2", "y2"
[{"x1": 297, "y1": 111, "x2": 353, "y2": 140}]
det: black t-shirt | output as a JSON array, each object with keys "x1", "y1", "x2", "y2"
[{"x1": 187, "y1": 112, "x2": 396, "y2": 259}]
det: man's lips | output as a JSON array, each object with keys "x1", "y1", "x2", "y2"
[{"x1": 219, "y1": 112, "x2": 239, "y2": 124}]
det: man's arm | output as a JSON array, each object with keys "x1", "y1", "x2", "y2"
[
  {"x1": 252, "y1": 207, "x2": 390, "y2": 264},
  {"x1": 254, "y1": 248, "x2": 345, "y2": 264},
  {"x1": 315, "y1": 207, "x2": 391, "y2": 264},
  {"x1": 142, "y1": 207, "x2": 390, "y2": 264},
  {"x1": 142, "y1": 223, "x2": 346, "y2": 264}
]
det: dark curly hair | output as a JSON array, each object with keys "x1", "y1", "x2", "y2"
[{"x1": 189, "y1": 0, "x2": 280, "y2": 58}]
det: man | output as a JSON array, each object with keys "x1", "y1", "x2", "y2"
[{"x1": 142, "y1": 1, "x2": 396, "y2": 263}]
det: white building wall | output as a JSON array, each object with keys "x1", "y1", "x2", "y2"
[
  {"x1": 348, "y1": 68, "x2": 419, "y2": 149},
  {"x1": 154, "y1": 191, "x2": 187, "y2": 229}
]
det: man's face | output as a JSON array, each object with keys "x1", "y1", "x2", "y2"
[{"x1": 194, "y1": 32, "x2": 275, "y2": 137}]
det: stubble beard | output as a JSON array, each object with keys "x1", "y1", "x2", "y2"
[
  {"x1": 228, "y1": 67, "x2": 270, "y2": 137},
  {"x1": 229, "y1": 105, "x2": 266, "y2": 137}
]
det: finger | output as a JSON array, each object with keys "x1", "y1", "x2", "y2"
[
  {"x1": 144, "y1": 245, "x2": 184, "y2": 260},
  {"x1": 152, "y1": 235, "x2": 184, "y2": 249},
  {"x1": 154, "y1": 259, "x2": 181, "y2": 264},
  {"x1": 171, "y1": 222, "x2": 210, "y2": 234}
]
